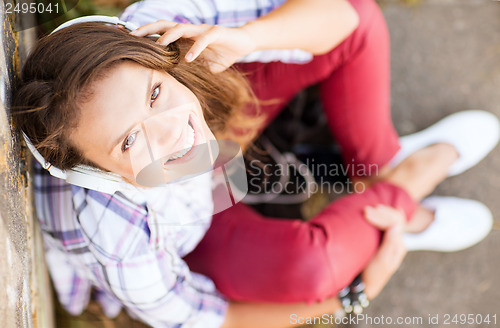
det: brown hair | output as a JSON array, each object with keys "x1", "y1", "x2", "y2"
[{"x1": 12, "y1": 22, "x2": 259, "y2": 170}]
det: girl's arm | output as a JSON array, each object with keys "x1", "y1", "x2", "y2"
[
  {"x1": 130, "y1": 0, "x2": 359, "y2": 72},
  {"x1": 241, "y1": 0, "x2": 359, "y2": 55}
]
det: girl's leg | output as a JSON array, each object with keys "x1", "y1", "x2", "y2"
[
  {"x1": 184, "y1": 182, "x2": 415, "y2": 303},
  {"x1": 319, "y1": 0, "x2": 397, "y2": 176},
  {"x1": 183, "y1": 143, "x2": 457, "y2": 303}
]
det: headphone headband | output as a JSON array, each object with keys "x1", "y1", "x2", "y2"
[{"x1": 50, "y1": 15, "x2": 140, "y2": 34}]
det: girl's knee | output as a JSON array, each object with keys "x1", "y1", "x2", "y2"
[{"x1": 348, "y1": 0, "x2": 388, "y2": 36}]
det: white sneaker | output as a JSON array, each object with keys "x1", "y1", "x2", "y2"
[
  {"x1": 390, "y1": 110, "x2": 500, "y2": 176},
  {"x1": 403, "y1": 196, "x2": 493, "y2": 252}
]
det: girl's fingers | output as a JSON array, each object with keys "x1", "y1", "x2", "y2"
[
  {"x1": 130, "y1": 20, "x2": 234, "y2": 71},
  {"x1": 130, "y1": 20, "x2": 176, "y2": 36},
  {"x1": 364, "y1": 205, "x2": 393, "y2": 229},
  {"x1": 156, "y1": 24, "x2": 190, "y2": 45},
  {"x1": 364, "y1": 205, "x2": 406, "y2": 230},
  {"x1": 186, "y1": 28, "x2": 219, "y2": 61},
  {"x1": 132, "y1": 21, "x2": 213, "y2": 48}
]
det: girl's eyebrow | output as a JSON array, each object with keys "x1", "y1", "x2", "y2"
[{"x1": 107, "y1": 71, "x2": 154, "y2": 154}]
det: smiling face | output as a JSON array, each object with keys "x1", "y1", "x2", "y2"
[{"x1": 69, "y1": 61, "x2": 217, "y2": 186}]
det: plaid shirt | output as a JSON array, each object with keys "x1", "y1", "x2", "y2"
[
  {"x1": 120, "y1": 0, "x2": 313, "y2": 63},
  {"x1": 39, "y1": 2, "x2": 312, "y2": 326},
  {"x1": 34, "y1": 163, "x2": 228, "y2": 328}
]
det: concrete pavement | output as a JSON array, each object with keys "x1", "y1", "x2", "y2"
[{"x1": 345, "y1": 1, "x2": 500, "y2": 327}]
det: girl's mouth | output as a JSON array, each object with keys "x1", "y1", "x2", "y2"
[{"x1": 164, "y1": 120, "x2": 196, "y2": 164}]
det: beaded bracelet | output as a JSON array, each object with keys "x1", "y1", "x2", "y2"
[{"x1": 336, "y1": 274, "x2": 370, "y2": 316}]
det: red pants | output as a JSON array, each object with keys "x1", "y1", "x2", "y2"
[{"x1": 184, "y1": 0, "x2": 417, "y2": 303}]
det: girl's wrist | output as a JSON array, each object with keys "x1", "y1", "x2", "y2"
[{"x1": 238, "y1": 21, "x2": 264, "y2": 53}]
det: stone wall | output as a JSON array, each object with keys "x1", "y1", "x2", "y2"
[{"x1": 0, "y1": 4, "x2": 54, "y2": 328}]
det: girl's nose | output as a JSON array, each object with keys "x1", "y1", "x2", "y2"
[{"x1": 141, "y1": 110, "x2": 190, "y2": 160}]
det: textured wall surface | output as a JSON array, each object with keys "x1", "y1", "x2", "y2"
[
  {"x1": 0, "y1": 4, "x2": 54, "y2": 328},
  {"x1": 1, "y1": 1, "x2": 499, "y2": 327}
]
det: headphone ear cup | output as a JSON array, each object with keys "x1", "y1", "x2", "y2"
[
  {"x1": 23, "y1": 132, "x2": 133, "y2": 194},
  {"x1": 65, "y1": 166, "x2": 134, "y2": 195}
]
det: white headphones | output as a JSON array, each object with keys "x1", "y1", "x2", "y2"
[
  {"x1": 51, "y1": 15, "x2": 140, "y2": 34},
  {"x1": 22, "y1": 16, "x2": 155, "y2": 195}
]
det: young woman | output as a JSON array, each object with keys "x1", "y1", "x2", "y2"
[{"x1": 13, "y1": 0, "x2": 498, "y2": 327}]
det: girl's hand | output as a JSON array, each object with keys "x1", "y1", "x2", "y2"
[
  {"x1": 364, "y1": 204, "x2": 406, "y2": 230},
  {"x1": 362, "y1": 205, "x2": 407, "y2": 299},
  {"x1": 130, "y1": 20, "x2": 257, "y2": 73}
]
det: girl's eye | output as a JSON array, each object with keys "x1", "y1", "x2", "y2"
[
  {"x1": 122, "y1": 131, "x2": 138, "y2": 152},
  {"x1": 150, "y1": 85, "x2": 160, "y2": 106}
]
